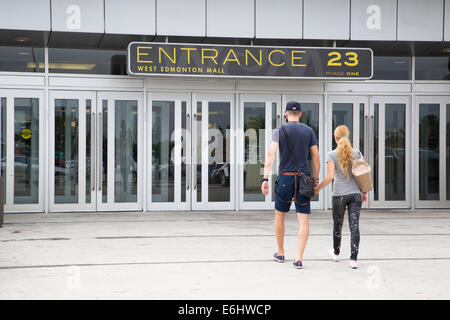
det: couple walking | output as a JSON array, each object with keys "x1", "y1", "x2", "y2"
[{"x1": 261, "y1": 101, "x2": 366, "y2": 269}]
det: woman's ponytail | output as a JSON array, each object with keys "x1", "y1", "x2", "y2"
[{"x1": 334, "y1": 125, "x2": 354, "y2": 180}]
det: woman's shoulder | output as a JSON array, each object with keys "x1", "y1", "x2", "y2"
[
  {"x1": 328, "y1": 149, "x2": 337, "y2": 155},
  {"x1": 327, "y1": 149, "x2": 338, "y2": 160}
]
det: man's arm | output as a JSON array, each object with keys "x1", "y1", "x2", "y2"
[
  {"x1": 310, "y1": 145, "x2": 320, "y2": 180},
  {"x1": 261, "y1": 141, "x2": 278, "y2": 195}
]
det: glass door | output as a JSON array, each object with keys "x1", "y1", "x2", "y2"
[
  {"x1": 192, "y1": 93, "x2": 235, "y2": 210},
  {"x1": 369, "y1": 96, "x2": 410, "y2": 208},
  {"x1": 1, "y1": 89, "x2": 44, "y2": 212},
  {"x1": 328, "y1": 96, "x2": 410, "y2": 209},
  {"x1": 327, "y1": 96, "x2": 367, "y2": 209},
  {"x1": 284, "y1": 94, "x2": 324, "y2": 210},
  {"x1": 49, "y1": 91, "x2": 143, "y2": 212},
  {"x1": 238, "y1": 94, "x2": 281, "y2": 210},
  {"x1": 49, "y1": 91, "x2": 96, "y2": 211},
  {"x1": 415, "y1": 96, "x2": 450, "y2": 208},
  {"x1": 96, "y1": 92, "x2": 143, "y2": 211},
  {"x1": 148, "y1": 92, "x2": 191, "y2": 211}
]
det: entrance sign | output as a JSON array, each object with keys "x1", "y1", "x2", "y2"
[{"x1": 127, "y1": 42, "x2": 373, "y2": 79}]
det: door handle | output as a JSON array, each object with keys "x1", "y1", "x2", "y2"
[
  {"x1": 92, "y1": 112, "x2": 96, "y2": 191},
  {"x1": 364, "y1": 115, "x2": 369, "y2": 159},
  {"x1": 369, "y1": 115, "x2": 375, "y2": 166},
  {"x1": 277, "y1": 115, "x2": 281, "y2": 127},
  {"x1": 186, "y1": 113, "x2": 190, "y2": 191},
  {"x1": 193, "y1": 113, "x2": 197, "y2": 191},
  {"x1": 98, "y1": 112, "x2": 102, "y2": 191}
]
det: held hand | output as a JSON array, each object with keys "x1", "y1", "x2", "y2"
[
  {"x1": 261, "y1": 181, "x2": 269, "y2": 196},
  {"x1": 314, "y1": 186, "x2": 320, "y2": 195},
  {"x1": 361, "y1": 192, "x2": 367, "y2": 203},
  {"x1": 314, "y1": 181, "x2": 320, "y2": 195}
]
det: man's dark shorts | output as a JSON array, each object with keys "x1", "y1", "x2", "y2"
[{"x1": 274, "y1": 175, "x2": 311, "y2": 214}]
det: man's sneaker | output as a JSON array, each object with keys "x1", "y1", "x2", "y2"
[
  {"x1": 350, "y1": 260, "x2": 358, "y2": 269},
  {"x1": 329, "y1": 249, "x2": 339, "y2": 262},
  {"x1": 293, "y1": 260, "x2": 303, "y2": 269},
  {"x1": 273, "y1": 253, "x2": 285, "y2": 263}
]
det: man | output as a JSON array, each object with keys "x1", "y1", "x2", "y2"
[{"x1": 261, "y1": 101, "x2": 320, "y2": 269}]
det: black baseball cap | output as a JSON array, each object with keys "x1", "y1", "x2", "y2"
[{"x1": 285, "y1": 101, "x2": 301, "y2": 112}]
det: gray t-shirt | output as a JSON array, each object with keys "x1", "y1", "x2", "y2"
[{"x1": 326, "y1": 149, "x2": 361, "y2": 196}]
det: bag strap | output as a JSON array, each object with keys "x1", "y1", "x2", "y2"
[
  {"x1": 280, "y1": 125, "x2": 293, "y2": 157},
  {"x1": 280, "y1": 125, "x2": 302, "y2": 173},
  {"x1": 356, "y1": 149, "x2": 364, "y2": 160}
]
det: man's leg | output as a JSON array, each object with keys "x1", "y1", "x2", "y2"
[
  {"x1": 296, "y1": 213, "x2": 309, "y2": 261},
  {"x1": 274, "y1": 210, "x2": 287, "y2": 256}
]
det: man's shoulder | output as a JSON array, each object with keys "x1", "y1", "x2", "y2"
[{"x1": 287, "y1": 122, "x2": 313, "y2": 132}]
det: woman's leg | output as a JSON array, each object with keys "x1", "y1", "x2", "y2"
[
  {"x1": 332, "y1": 196, "x2": 346, "y2": 256},
  {"x1": 347, "y1": 194, "x2": 362, "y2": 261}
]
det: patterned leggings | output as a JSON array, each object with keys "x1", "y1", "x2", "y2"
[{"x1": 332, "y1": 193, "x2": 362, "y2": 261}]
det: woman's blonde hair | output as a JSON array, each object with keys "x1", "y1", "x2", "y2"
[{"x1": 334, "y1": 125, "x2": 354, "y2": 180}]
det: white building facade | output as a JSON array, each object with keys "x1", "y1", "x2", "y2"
[{"x1": 0, "y1": 0, "x2": 449, "y2": 212}]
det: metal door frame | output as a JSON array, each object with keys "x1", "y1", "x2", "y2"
[
  {"x1": 415, "y1": 95, "x2": 450, "y2": 208},
  {"x1": 192, "y1": 93, "x2": 236, "y2": 211},
  {"x1": 1, "y1": 89, "x2": 45, "y2": 212},
  {"x1": 284, "y1": 94, "x2": 325, "y2": 210},
  {"x1": 369, "y1": 95, "x2": 411, "y2": 208},
  {"x1": 49, "y1": 90, "x2": 96, "y2": 212},
  {"x1": 147, "y1": 92, "x2": 192, "y2": 211},
  {"x1": 96, "y1": 91, "x2": 144, "y2": 211},
  {"x1": 327, "y1": 95, "x2": 411, "y2": 209},
  {"x1": 238, "y1": 93, "x2": 281, "y2": 210}
]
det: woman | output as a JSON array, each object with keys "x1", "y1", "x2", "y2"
[{"x1": 315, "y1": 125, "x2": 367, "y2": 269}]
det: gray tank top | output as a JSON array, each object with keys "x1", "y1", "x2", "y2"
[{"x1": 326, "y1": 149, "x2": 362, "y2": 196}]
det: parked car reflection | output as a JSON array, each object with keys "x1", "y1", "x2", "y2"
[{"x1": 211, "y1": 163, "x2": 230, "y2": 186}]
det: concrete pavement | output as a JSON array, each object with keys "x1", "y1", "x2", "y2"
[{"x1": 0, "y1": 209, "x2": 449, "y2": 299}]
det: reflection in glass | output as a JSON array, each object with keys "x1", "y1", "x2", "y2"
[
  {"x1": 244, "y1": 102, "x2": 265, "y2": 202},
  {"x1": 300, "y1": 103, "x2": 319, "y2": 201},
  {"x1": 0, "y1": 46, "x2": 45, "y2": 72},
  {"x1": 102, "y1": 100, "x2": 108, "y2": 203},
  {"x1": 332, "y1": 103, "x2": 353, "y2": 150},
  {"x1": 447, "y1": 105, "x2": 450, "y2": 200},
  {"x1": 415, "y1": 57, "x2": 450, "y2": 80},
  {"x1": 1, "y1": 98, "x2": 6, "y2": 201},
  {"x1": 385, "y1": 104, "x2": 406, "y2": 201},
  {"x1": 419, "y1": 104, "x2": 440, "y2": 200},
  {"x1": 152, "y1": 101, "x2": 175, "y2": 202},
  {"x1": 54, "y1": 99, "x2": 78, "y2": 203},
  {"x1": 48, "y1": 48, "x2": 127, "y2": 75},
  {"x1": 14, "y1": 98, "x2": 39, "y2": 204},
  {"x1": 114, "y1": 100, "x2": 138, "y2": 203},
  {"x1": 208, "y1": 102, "x2": 231, "y2": 202},
  {"x1": 372, "y1": 56, "x2": 411, "y2": 80}
]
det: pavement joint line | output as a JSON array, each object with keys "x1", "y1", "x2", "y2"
[
  {"x1": 1, "y1": 257, "x2": 450, "y2": 271},
  {"x1": 3, "y1": 216, "x2": 450, "y2": 225},
  {"x1": 1, "y1": 233, "x2": 450, "y2": 243}
]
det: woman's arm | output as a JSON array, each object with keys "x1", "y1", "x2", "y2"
[{"x1": 315, "y1": 161, "x2": 335, "y2": 194}]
